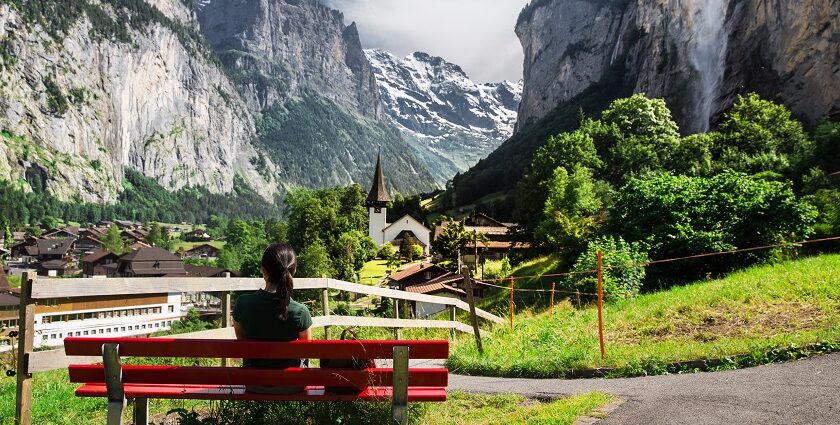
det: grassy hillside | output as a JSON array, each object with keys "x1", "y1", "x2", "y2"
[{"x1": 449, "y1": 254, "x2": 840, "y2": 377}]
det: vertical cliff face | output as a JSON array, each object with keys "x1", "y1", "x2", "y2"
[
  {"x1": 194, "y1": 0, "x2": 437, "y2": 194},
  {"x1": 194, "y1": 0, "x2": 381, "y2": 118},
  {"x1": 0, "y1": 0, "x2": 277, "y2": 203},
  {"x1": 515, "y1": 0, "x2": 840, "y2": 133}
]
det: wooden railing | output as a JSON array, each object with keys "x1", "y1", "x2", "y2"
[{"x1": 13, "y1": 273, "x2": 503, "y2": 424}]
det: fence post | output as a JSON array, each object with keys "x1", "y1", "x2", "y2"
[
  {"x1": 321, "y1": 289, "x2": 330, "y2": 340},
  {"x1": 461, "y1": 266, "x2": 483, "y2": 354},
  {"x1": 550, "y1": 282, "x2": 555, "y2": 316},
  {"x1": 508, "y1": 277, "x2": 514, "y2": 330},
  {"x1": 220, "y1": 272, "x2": 232, "y2": 367},
  {"x1": 15, "y1": 272, "x2": 34, "y2": 425},
  {"x1": 393, "y1": 299, "x2": 401, "y2": 340},
  {"x1": 391, "y1": 346, "x2": 409, "y2": 425},
  {"x1": 597, "y1": 250, "x2": 606, "y2": 359},
  {"x1": 449, "y1": 305, "x2": 456, "y2": 341}
]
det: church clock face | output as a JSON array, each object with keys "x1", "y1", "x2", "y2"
[{"x1": 374, "y1": 207, "x2": 382, "y2": 213}]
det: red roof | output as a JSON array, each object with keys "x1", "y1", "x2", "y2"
[
  {"x1": 388, "y1": 262, "x2": 443, "y2": 282},
  {"x1": 405, "y1": 281, "x2": 465, "y2": 297}
]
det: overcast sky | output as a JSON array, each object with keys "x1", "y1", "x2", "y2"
[{"x1": 323, "y1": 0, "x2": 530, "y2": 83}]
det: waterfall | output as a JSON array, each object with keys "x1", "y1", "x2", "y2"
[{"x1": 687, "y1": 0, "x2": 728, "y2": 133}]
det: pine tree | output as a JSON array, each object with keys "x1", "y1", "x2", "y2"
[{"x1": 102, "y1": 224, "x2": 128, "y2": 255}]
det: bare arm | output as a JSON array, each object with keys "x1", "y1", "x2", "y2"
[
  {"x1": 298, "y1": 327, "x2": 311, "y2": 341},
  {"x1": 233, "y1": 320, "x2": 242, "y2": 339}
]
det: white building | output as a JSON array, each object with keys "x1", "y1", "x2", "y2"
[{"x1": 366, "y1": 154, "x2": 432, "y2": 253}]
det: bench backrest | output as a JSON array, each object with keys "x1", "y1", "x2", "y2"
[
  {"x1": 64, "y1": 337, "x2": 449, "y2": 359},
  {"x1": 64, "y1": 338, "x2": 449, "y2": 389}
]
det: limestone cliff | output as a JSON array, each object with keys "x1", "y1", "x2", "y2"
[
  {"x1": 0, "y1": 0, "x2": 277, "y2": 203},
  {"x1": 516, "y1": 0, "x2": 840, "y2": 133}
]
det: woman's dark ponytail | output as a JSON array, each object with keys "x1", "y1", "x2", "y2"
[{"x1": 261, "y1": 243, "x2": 297, "y2": 320}]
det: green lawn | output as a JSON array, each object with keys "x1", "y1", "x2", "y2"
[
  {"x1": 478, "y1": 254, "x2": 567, "y2": 315},
  {"x1": 1, "y1": 369, "x2": 611, "y2": 425},
  {"x1": 7, "y1": 275, "x2": 21, "y2": 288},
  {"x1": 449, "y1": 254, "x2": 840, "y2": 378},
  {"x1": 359, "y1": 259, "x2": 389, "y2": 285}
]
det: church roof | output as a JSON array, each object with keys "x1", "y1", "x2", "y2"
[{"x1": 365, "y1": 153, "x2": 391, "y2": 205}]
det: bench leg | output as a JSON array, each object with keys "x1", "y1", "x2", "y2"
[
  {"x1": 392, "y1": 346, "x2": 409, "y2": 425},
  {"x1": 133, "y1": 398, "x2": 149, "y2": 425},
  {"x1": 107, "y1": 400, "x2": 125, "y2": 425}
]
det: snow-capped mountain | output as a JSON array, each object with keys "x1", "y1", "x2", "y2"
[{"x1": 365, "y1": 49, "x2": 523, "y2": 185}]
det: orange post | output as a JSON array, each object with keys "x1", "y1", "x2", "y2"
[
  {"x1": 550, "y1": 282, "x2": 555, "y2": 316},
  {"x1": 509, "y1": 277, "x2": 515, "y2": 329},
  {"x1": 597, "y1": 249, "x2": 606, "y2": 359}
]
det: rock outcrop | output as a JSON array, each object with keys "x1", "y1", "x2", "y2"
[
  {"x1": 516, "y1": 0, "x2": 840, "y2": 133},
  {"x1": 0, "y1": 0, "x2": 275, "y2": 203},
  {"x1": 366, "y1": 49, "x2": 522, "y2": 185}
]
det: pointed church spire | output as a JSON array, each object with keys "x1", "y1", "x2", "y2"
[{"x1": 366, "y1": 150, "x2": 391, "y2": 207}]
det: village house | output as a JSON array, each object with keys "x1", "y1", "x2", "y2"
[
  {"x1": 116, "y1": 247, "x2": 186, "y2": 277},
  {"x1": 184, "y1": 229, "x2": 212, "y2": 241},
  {"x1": 436, "y1": 211, "x2": 530, "y2": 268},
  {"x1": 366, "y1": 154, "x2": 432, "y2": 254},
  {"x1": 185, "y1": 243, "x2": 220, "y2": 260},
  {"x1": 42, "y1": 227, "x2": 79, "y2": 239},
  {"x1": 386, "y1": 262, "x2": 450, "y2": 290},
  {"x1": 184, "y1": 264, "x2": 237, "y2": 278},
  {"x1": 81, "y1": 250, "x2": 121, "y2": 277},
  {"x1": 74, "y1": 235, "x2": 104, "y2": 255},
  {"x1": 405, "y1": 272, "x2": 488, "y2": 318}
]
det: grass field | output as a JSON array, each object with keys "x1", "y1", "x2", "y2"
[
  {"x1": 0, "y1": 370, "x2": 610, "y2": 425},
  {"x1": 359, "y1": 259, "x2": 389, "y2": 285},
  {"x1": 449, "y1": 254, "x2": 840, "y2": 378}
]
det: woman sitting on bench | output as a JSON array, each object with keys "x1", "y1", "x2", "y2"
[{"x1": 232, "y1": 243, "x2": 313, "y2": 394}]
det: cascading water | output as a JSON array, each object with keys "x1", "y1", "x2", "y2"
[{"x1": 687, "y1": 0, "x2": 729, "y2": 133}]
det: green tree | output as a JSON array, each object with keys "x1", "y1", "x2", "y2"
[
  {"x1": 40, "y1": 216, "x2": 60, "y2": 230},
  {"x1": 813, "y1": 118, "x2": 840, "y2": 175},
  {"x1": 297, "y1": 243, "x2": 334, "y2": 278},
  {"x1": 535, "y1": 165, "x2": 606, "y2": 252},
  {"x1": 378, "y1": 243, "x2": 396, "y2": 259},
  {"x1": 102, "y1": 224, "x2": 128, "y2": 255},
  {"x1": 144, "y1": 222, "x2": 169, "y2": 249},
  {"x1": 432, "y1": 219, "x2": 470, "y2": 262},
  {"x1": 716, "y1": 93, "x2": 815, "y2": 178}
]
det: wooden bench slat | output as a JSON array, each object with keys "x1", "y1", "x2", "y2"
[
  {"x1": 75, "y1": 384, "x2": 447, "y2": 402},
  {"x1": 69, "y1": 365, "x2": 449, "y2": 387},
  {"x1": 64, "y1": 338, "x2": 449, "y2": 359}
]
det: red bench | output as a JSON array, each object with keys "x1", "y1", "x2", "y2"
[{"x1": 64, "y1": 337, "x2": 449, "y2": 425}]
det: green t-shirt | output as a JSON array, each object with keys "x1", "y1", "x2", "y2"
[{"x1": 233, "y1": 289, "x2": 312, "y2": 368}]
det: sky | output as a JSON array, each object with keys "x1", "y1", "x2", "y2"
[{"x1": 322, "y1": 0, "x2": 531, "y2": 83}]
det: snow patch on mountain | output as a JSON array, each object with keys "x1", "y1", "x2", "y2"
[{"x1": 365, "y1": 49, "x2": 522, "y2": 185}]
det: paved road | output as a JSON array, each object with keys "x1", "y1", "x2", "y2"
[{"x1": 409, "y1": 352, "x2": 840, "y2": 424}]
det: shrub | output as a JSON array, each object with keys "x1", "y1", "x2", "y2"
[
  {"x1": 609, "y1": 172, "x2": 817, "y2": 284},
  {"x1": 482, "y1": 257, "x2": 512, "y2": 280},
  {"x1": 377, "y1": 243, "x2": 396, "y2": 259},
  {"x1": 565, "y1": 236, "x2": 648, "y2": 301}
]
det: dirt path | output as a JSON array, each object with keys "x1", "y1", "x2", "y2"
[{"x1": 410, "y1": 352, "x2": 840, "y2": 424}]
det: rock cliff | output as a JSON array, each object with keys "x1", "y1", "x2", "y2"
[
  {"x1": 0, "y1": 0, "x2": 275, "y2": 203},
  {"x1": 516, "y1": 0, "x2": 839, "y2": 133}
]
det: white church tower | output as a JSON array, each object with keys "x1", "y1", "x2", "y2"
[{"x1": 366, "y1": 152, "x2": 390, "y2": 245}]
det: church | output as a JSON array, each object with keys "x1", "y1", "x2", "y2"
[{"x1": 365, "y1": 154, "x2": 432, "y2": 254}]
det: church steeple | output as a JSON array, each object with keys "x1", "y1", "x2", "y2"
[{"x1": 365, "y1": 151, "x2": 391, "y2": 207}]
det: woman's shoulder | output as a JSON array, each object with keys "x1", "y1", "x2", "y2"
[{"x1": 288, "y1": 299, "x2": 310, "y2": 315}]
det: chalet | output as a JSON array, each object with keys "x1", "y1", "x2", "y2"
[
  {"x1": 81, "y1": 227, "x2": 109, "y2": 240},
  {"x1": 129, "y1": 241, "x2": 152, "y2": 251},
  {"x1": 43, "y1": 227, "x2": 79, "y2": 239},
  {"x1": 366, "y1": 153, "x2": 432, "y2": 254},
  {"x1": 386, "y1": 262, "x2": 450, "y2": 290},
  {"x1": 74, "y1": 235, "x2": 103, "y2": 255},
  {"x1": 436, "y1": 211, "x2": 530, "y2": 267},
  {"x1": 116, "y1": 247, "x2": 186, "y2": 277},
  {"x1": 185, "y1": 229, "x2": 212, "y2": 241},
  {"x1": 121, "y1": 229, "x2": 147, "y2": 244},
  {"x1": 184, "y1": 264, "x2": 237, "y2": 278},
  {"x1": 36, "y1": 238, "x2": 76, "y2": 261},
  {"x1": 9, "y1": 237, "x2": 39, "y2": 263},
  {"x1": 81, "y1": 250, "x2": 121, "y2": 277},
  {"x1": 404, "y1": 273, "x2": 488, "y2": 318},
  {"x1": 185, "y1": 243, "x2": 220, "y2": 260},
  {"x1": 11, "y1": 231, "x2": 26, "y2": 242}
]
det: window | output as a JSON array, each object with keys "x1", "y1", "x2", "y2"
[
  {"x1": 168, "y1": 306, "x2": 174, "y2": 313},
  {"x1": 42, "y1": 335, "x2": 48, "y2": 341},
  {"x1": 42, "y1": 316, "x2": 52, "y2": 324},
  {"x1": 83, "y1": 331, "x2": 89, "y2": 336},
  {"x1": 51, "y1": 334, "x2": 57, "y2": 339},
  {"x1": 75, "y1": 331, "x2": 81, "y2": 336},
  {"x1": 155, "y1": 323, "x2": 160, "y2": 328},
  {"x1": 98, "y1": 312, "x2": 105, "y2": 319},
  {"x1": 121, "y1": 327, "x2": 126, "y2": 331},
  {"x1": 98, "y1": 329, "x2": 104, "y2": 334}
]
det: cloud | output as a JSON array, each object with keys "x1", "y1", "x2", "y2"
[{"x1": 323, "y1": 0, "x2": 529, "y2": 83}]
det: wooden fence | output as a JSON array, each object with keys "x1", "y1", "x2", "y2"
[{"x1": 13, "y1": 272, "x2": 503, "y2": 424}]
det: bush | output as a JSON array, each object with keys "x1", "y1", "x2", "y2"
[
  {"x1": 377, "y1": 243, "x2": 396, "y2": 259},
  {"x1": 482, "y1": 257, "x2": 512, "y2": 280},
  {"x1": 609, "y1": 172, "x2": 817, "y2": 284},
  {"x1": 565, "y1": 236, "x2": 648, "y2": 301}
]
